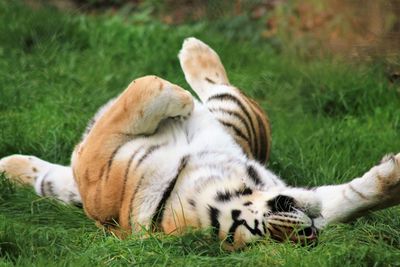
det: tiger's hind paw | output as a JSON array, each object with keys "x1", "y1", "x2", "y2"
[
  {"x1": 178, "y1": 37, "x2": 229, "y2": 97},
  {"x1": 0, "y1": 155, "x2": 50, "y2": 186}
]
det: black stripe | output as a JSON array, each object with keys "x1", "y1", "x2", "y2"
[
  {"x1": 227, "y1": 209, "x2": 264, "y2": 243},
  {"x1": 227, "y1": 209, "x2": 242, "y2": 243},
  {"x1": 216, "y1": 186, "x2": 254, "y2": 202},
  {"x1": 40, "y1": 172, "x2": 50, "y2": 196},
  {"x1": 205, "y1": 77, "x2": 216, "y2": 84},
  {"x1": 218, "y1": 120, "x2": 249, "y2": 142},
  {"x1": 215, "y1": 190, "x2": 233, "y2": 202},
  {"x1": 253, "y1": 219, "x2": 263, "y2": 236},
  {"x1": 97, "y1": 164, "x2": 106, "y2": 182},
  {"x1": 40, "y1": 178, "x2": 45, "y2": 196},
  {"x1": 235, "y1": 187, "x2": 253, "y2": 196},
  {"x1": 188, "y1": 199, "x2": 196, "y2": 207},
  {"x1": 104, "y1": 144, "x2": 124, "y2": 181},
  {"x1": 45, "y1": 181, "x2": 55, "y2": 197},
  {"x1": 208, "y1": 206, "x2": 221, "y2": 236},
  {"x1": 151, "y1": 155, "x2": 189, "y2": 231},
  {"x1": 136, "y1": 144, "x2": 163, "y2": 168},
  {"x1": 243, "y1": 201, "x2": 252, "y2": 206},
  {"x1": 247, "y1": 165, "x2": 264, "y2": 186},
  {"x1": 255, "y1": 114, "x2": 268, "y2": 163},
  {"x1": 243, "y1": 97, "x2": 265, "y2": 159},
  {"x1": 207, "y1": 93, "x2": 257, "y2": 149},
  {"x1": 208, "y1": 107, "x2": 253, "y2": 142},
  {"x1": 262, "y1": 221, "x2": 267, "y2": 234},
  {"x1": 127, "y1": 174, "x2": 145, "y2": 226},
  {"x1": 348, "y1": 184, "x2": 368, "y2": 200},
  {"x1": 119, "y1": 146, "x2": 144, "y2": 205}
]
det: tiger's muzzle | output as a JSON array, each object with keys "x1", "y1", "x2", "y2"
[{"x1": 266, "y1": 210, "x2": 318, "y2": 245}]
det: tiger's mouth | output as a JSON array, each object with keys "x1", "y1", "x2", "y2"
[{"x1": 266, "y1": 212, "x2": 318, "y2": 245}]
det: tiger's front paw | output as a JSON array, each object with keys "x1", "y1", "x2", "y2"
[
  {"x1": 375, "y1": 153, "x2": 400, "y2": 200},
  {"x1": 163, "y1": 82, "x2": 194, "y2": 119},
  {"x1": 131, "y1": 76, "x2": 194, "y2": 122}
]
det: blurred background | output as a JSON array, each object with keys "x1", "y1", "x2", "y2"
[
  {"x1": 24, "y1": 1, "x2": 399, "y2": 55},
  {"x1": 21, "y1": 0, "x2": 400, "y2": 80}
]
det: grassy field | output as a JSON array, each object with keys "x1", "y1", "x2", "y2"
[{"x1": 1, "y1": 2, "x2": 400, "y2": 266}]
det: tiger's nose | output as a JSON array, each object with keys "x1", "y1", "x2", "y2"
[
  {"x1": 297, "y1": 226, "x2": 318, "y2": 241},
  {"x1": 285, "y1": 225, "x2": 318, "y2": 244}
]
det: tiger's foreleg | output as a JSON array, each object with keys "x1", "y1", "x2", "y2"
[
  {"x1": 71, "y1": 75, "x2": 194, "y2": 230},
  {"x1": 179, "y1": 37, "x2": 271, "y2": 163},
  {"x1": 313, "y1": 153, "x2": 400, "y2": 229}
]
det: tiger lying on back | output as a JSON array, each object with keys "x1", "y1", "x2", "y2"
[{"x1": 1, "y1": 38, "x2": 400, "y2": 250}]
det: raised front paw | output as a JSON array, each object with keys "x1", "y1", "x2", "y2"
[
  {"x1": 127, "y1": 76, "x2": 194, "y2": 121},
  {"x1": 162, "y1": 82, "x2": 194, "y2": 119}
]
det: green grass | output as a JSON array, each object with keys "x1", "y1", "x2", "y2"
[{"x1": 1, "y1": 2, "x2": 400, "y2": 266}]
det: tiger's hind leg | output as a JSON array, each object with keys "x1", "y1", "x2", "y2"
[
  {"x1": 0, "y1": 155, "x2": 81, "y2": 205},
  {"x1": 179, "y1": 37, "x2": 271, "y2": 163},
  {"x1": 313, "y1": 153, "x2": 400, "y2": 229},
  {"x1": 72, "y1": 75, "x2": 194, "y2": 230}
]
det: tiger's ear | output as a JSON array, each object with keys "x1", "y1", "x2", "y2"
[{"x1": 267, "y1": 195, "x2": 296, "y2": 213}]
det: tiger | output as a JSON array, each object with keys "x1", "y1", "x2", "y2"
[{"x1": 1, "y1": 37, "x2": 400, "y2": 250}]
